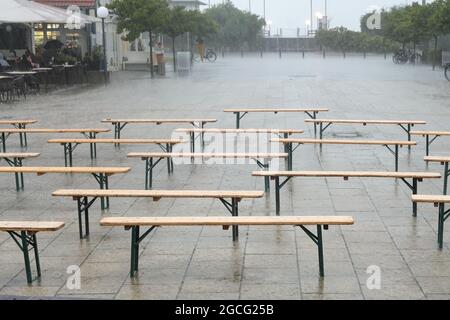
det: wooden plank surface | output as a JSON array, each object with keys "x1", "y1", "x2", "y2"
[
  {"x1": 0, "y1": 128, "x2": 110, "y2": 134},
  {"x1": 0, "y1": 153, "x2": 40, "y2": 158},
  {"x1": 0, "y1": 120, "x2": 37, "y2": 125},
  {"x1": 175, "y1": 128, "x2": 304, "y2": 134},
  {"x1": 411, "y1": 131, "x2": 450, "y2": 136},
  {"x1": 305, "y1": 119, "x2": 426, "y2": 125},
  {"x1": 272, "y1": 138, "x2": 417, "y2": 146},
  {"x1": 101, "y1": 119, "x2": 217, "y2": 124},
  {"x1": 424, "y1": 156, "x2": 450, "y2": 163},
  {"x1": 224, "y1": 108, "x2": 329, "y2": 113},
  {"x1": 412, "y1": 195, "x2": 450, "y2": 203},
  {"x1": 127, "y1": 152, "x2": 288, "y2": 159},
  {"x1": 0, "y1": 221, "x2": 65, "y2": 232},
  {"x1": 100, "y1": 216, "x2": 354, "y2": 227},
  {"x1": 0, "y1": 167, "x2": 131, "y2": 174},
  {"x1": 252, "y1": 170, "x2": 441, "y2": 179},
  {"x1": 48, "y1": 138, "x2": 184, "y2": 144},
  {"x1": 53, "y1": 189, "x2": 265, "y2": 199}
]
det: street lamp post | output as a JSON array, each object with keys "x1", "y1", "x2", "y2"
[{"x1": 97, "y1": 6, "x2": 109, "y2": 85}]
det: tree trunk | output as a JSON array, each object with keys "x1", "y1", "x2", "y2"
[
  {"x1": 172, "y1": 37, "x2": 177, "y2": 72},
  {"x1": 433, "y1": 36, "x2": 438, "y2": 71},
  {"x1": 149, "y1": 29, "x2": 154, "y2": 78}
]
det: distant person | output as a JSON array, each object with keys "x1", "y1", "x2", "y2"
[
  {"x1": 0, "y1": 52, "x2": 10, "y2": 71},
  {"x1": 22, "y1": 49, "x2": 39, "y2": 69},
  {"x1": 196, "y1": 37, "x2": 205, "y2": 62}
]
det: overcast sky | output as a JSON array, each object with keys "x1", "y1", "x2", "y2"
[{"x1": 205, "y1": 0, "x2": 432, "y2": 34}]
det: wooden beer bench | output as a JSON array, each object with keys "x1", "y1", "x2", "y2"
[
  {"x1": 223, "y1": 108, "x2": 329, "y2": 133},
  {"x1": 47, "y1": 138, "x2": 184, "y2": 167},
  {"x1": 100, "y1": 118, "x2": 218, "y2": 141},
  {"x1": 305, "y1": 119, "x2": 426, "y2": 147},
  {"x1": 253, "y1": 170, "x2": 441, "y2": 216},
  {"x1": 271, "y1": 138, "x2": 417, "y2": 171},
  {"x1": 52, "y1": 189, "x2": 264, "y2": 239},
  {"x1": 0, "y1": 119, "x2": 37, "y2": 147},
  {"x1": 424, "y1": 156, "x2": 450, "y2": 196},
  {"x1": 0, "y1": 221, "x2": 65, "y2": 283},
  {"x1": 0, "y1": 128, "x2": 110, "y2": 155},
  {"x1": 0, "y1": 166, "x2": 130, "y2": 209},
  {"x1": 412, "y1": 195, "x2": 450, "y2": 249},
  {"x1": 127, "y1": 152, "x2": 288, "y2": 190},
  {"x1": 175, "y1": 128, "x2": 304, "y2": 152},
  {"x1": 412, "y1": 131, "x2": 450, "y2": 156},
  {"x1": 100, "y1": 216, "x2": 354, "y2": 278}
]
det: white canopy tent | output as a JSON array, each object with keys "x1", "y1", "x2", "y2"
[{"x1": 0, "y1": 0, "x2": 99, "y2": 24}]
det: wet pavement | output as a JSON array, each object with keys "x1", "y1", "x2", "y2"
[{"x1": 1, "y1": 53, "x2": 450, "y2": 300}]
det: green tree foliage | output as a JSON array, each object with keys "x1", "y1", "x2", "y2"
[
  {"x1": 204, "y1": 2, "x2": 265, "y2": 50},
  {"x1": 316, "y1": 27, "x2": 398, "y2": 55},
  {"x1": 163, "y1": 6, "x2": 191, "y2": 71},
  {"x1": 108, "y1": 0, "x2": 170, "y2": 77}
]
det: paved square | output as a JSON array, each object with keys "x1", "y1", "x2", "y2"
[{"x1": 1, "y1": 54, "x2": 450, "y2": 300}]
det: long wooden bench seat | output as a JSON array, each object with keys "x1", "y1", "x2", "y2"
[
  {"x1": 101, "y1": 118, "x2": 218, "y2": 140},
  {"x1": 223, "y1": 108, "x2": 329, "y2": 130},
  {"x1": 0, "y1": 167, "x2": 130, "y2": 210},
  {"x1": 0, "y1": 221, "x2": 65, "y2": 283},
  {"x1": 100, "y1": 215, "x2": 354, "y2": 277},
  {"x1": 271, "y1": 138, "x2": 417, "y2": 171},
  {"x1": 0, "y1": 153, "x2": 40, "y2": 191},
  {"x1": 52, "y1": 189, "x2": 264, "y2": 239},
  {"x1": 252, "y1": 170, "x2": 441, "y2": 216},
  {"x1": 0, "y1": 128, "x2": 110, "y2": 153},
  {"x1": 412, "y1": 195, "x2": 450, "y2": 249},
  {"x1": 175, "y1": 128, "x2": 305, "y2": 152},
  {"x1": 411, "y1": 131, "x2": 450, "y2": 156},
  {"x1": 305, "y1": 119, "x2": 426, "y2": 143},
  {"x1": 127, "y1": 152, "x2": 288, "y2": 190},
  {"x1": 48, "y1": 138, "x2": 184, "y2": 167}
]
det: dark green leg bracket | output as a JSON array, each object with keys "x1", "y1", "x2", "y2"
[
  {"x1": 7, "y1": 231, "x2": 41, "y2": 283},
  {"x1": 297, "y1": 225, "x2": 326, "y2": 277},
  {"x1": 76, "y1": 196, "x2": 98, "y2": 239},
  {"x1": 92, "y1": 173, "x2": 110, "y2": 210},
  {"x1": 128, "y1": 225, "x2": 157, "y2": 277}
]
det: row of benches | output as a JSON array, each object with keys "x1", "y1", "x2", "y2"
[{"x1": 2, "y1": 112, "x2": 450, "y2": 285}]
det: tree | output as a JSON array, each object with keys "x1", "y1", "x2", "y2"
[
  {"x1": 427, "y1": 0, "x2": 450, "y2": 69},
  {"x1": 204, "y1": 3, "x2": 265, "y2": 51},
  {"x1": 163, "y1": 6, "x2": 191, "y2": 71},
  {"x1": 108, "y1": 0, "x2": 170, "y2": 77}
]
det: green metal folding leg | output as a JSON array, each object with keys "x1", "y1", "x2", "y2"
[{"x1": 8, "y1": 231, "x2": 41, "y2": 283}]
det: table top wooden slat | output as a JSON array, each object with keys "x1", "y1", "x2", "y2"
[
  {"x1": 53, "y1": 189, "x2": 265, "y2": 199},
  {"x1": 412, "y1": 195, "x2": 450, "y2": 203},
  {"x1": 305, "y1": 119, "x2": 426, "y2": 125},
  {"x1": 101, "y1": 119, "x2": 217, "y2": 124},
  {"x1": 272, "y1": 138, "x2": 417, "y2": 146},
  {"x1": 0, "y1": 120, "x2": 37, "y2": 125},
  {"x1": 127, "y1": 152, "x2": 288, "y2": 158},
  {"x1": 48, "y1": 138, "x2": 184, "y2": 144},
  {"x1": 0, "y1": 167, "x2": 131, "y2": 174},
  {"x1": 0, "y1": 221, "x2": 65, "y2": 232},
  {"x1": 424, "y1": 156, "x2": 450, "y2": 163},
  {"x1": 252, "y1": 170, "x2": 441, "y2": 178},
  {"x1": 100, "y1": 216, "x2": 354, "y2": 227},
  {"x1": 0, "y1": 153, "x2": 40, "y2": 158},
  {"x1": 411, "y1": 131, "x2": 450, "y2": 136},
  {"x1": 175, "y1": 128, "x2": 304, "y2": 134},
  {"x1": 0, "y1": 128, "x2": 110, "y2": 134},
  {"x1": 224, "y1": 108, "x2": 329, "y2": 113}
]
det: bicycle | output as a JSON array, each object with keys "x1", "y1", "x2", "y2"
[
  {"x1": 393, "y1": 49, "x2": 422, "y2": 64},
  {"x1": 193, "y1": 48, "x2": 217, "y2": 63}
]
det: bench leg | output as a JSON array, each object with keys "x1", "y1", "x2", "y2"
[
  {"x1": 412, "y1": 178, "x2": 418, "y2": 217},
  {"x1": 395, "y1": 145, "x2": 399, "y2": 172},
  {"x1": 145, "y1": 158, "x2": 153, "y2": 190},
  {"x1": 426, "y1": 135, "x2": 430, "y2": 157},
  {"x1": 77, "y1": 196, "x2": 93, "y2": 239},
  {"x1": 275, "y1": 177, "x2": 281, "y2": 216},
  {"x1": 8, "y1": 231, "x2": 41, "y2": 283},
  {"x1": 299, "y1": 225, "x2": 325, "y2": 277},
  {"x1": 190, "y1": 132, "x2": 195, "y2": 162},
  {"x1": 13, "y1": 158, "x2": 24, "y2": 191},
  {"x1": 232, "y1": 198, "x2": 239, "y2": 241},
  {"x1": 89, "y1": 133, "x2": 97, "y2": 160},
  {"x1": 200, "y1": 122, "x2": 206, "y2": 151},
  {"x1": 1, "y1": 132, "x2": 6, "y2": 152},
  {"x1": 235, "y1": 112, "x2": 240, "y2": 129},
  {"x1": 438, "y1": 203, "x2": 445, "y2": 250},
  {"x1": 130, "y1": 226, "x2": 140, "y2": 277},
  {"x1": 93, "y1": 173, "x2": 109, "y2": 210},
  {"x1": 443, "y1": 162, "x2": 449, "y2": 196},
  {"x1": 287, "y1": 142, "x2": 293, "y2": 171}
]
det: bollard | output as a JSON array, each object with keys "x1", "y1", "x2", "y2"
[
  {"x1": 241, "y1": 48, "x2": 244, "y2": 58},
  {"x1": 363, "y1": 51, "x2": 366, "y2": 59},
  {"x1": 322, "y1": 50, "x2": 326, "y2": 59},
  {"x1": 279, "y1": 48, "x2": 282, "y2": 58},
  {"x1": 260, "y1": 49, "x2": 263, "y2": 58},
  {"x1": 302, "y1": 50, "x2": 305, "y2": 59}
]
